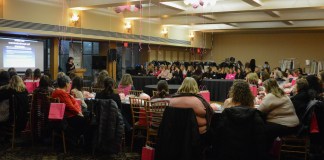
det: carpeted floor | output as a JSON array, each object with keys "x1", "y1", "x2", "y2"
[{"x1": 0, "y1": 141, "x2": 141, "y2": 160}]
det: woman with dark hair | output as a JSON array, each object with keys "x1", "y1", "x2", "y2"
[
  {"x1": 71, "y1": 76, "x2": 87, "y2": 110},
  {"x1": 224, "y1": 80, "x2": 255, "y2": 108},
  {"x1": 290, "y1": 79, "x2": 310, "y2": 120},
  {"x1": 33, "y1": 68, "x2": 42, "y2": 81},
  {"x1": 8, "y1": 68, "x2": 17, "y2": 78},
  {"x1": 151, "y1": 80, "x2": 171, "y2": 102},
  {"x1": 250, "y1": 59, "x2": 256, "y2": 73},
  {"x1": 96, "y1": 77, "x2": 121, "y2": 109},
  {"x1": 66, "y1": 57, "x2": 75, "y2": 75},
  {"x1": 24, "y1": 68, "x2": 33, "y2": 81},
  {"x1": 306, "y1": 75, "x2": 322, "y2": 100},
  {"x1": 33, "y1": 75, "x2": 54, "y2": 94},
  {"x1": 0, "y1": 71, "x2": 10, "y2": 87}
]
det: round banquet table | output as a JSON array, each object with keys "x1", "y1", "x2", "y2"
[
  {"x1": 202, "y1": 79, "x2": 234, "y2": 102},
  {"x1": 144, "y1": 84, "x2": 181, "y2": 96},
  {"x1": 132, "y1": 76, "x2": 158, "y2": 91}
]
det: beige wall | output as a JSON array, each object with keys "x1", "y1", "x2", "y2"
[
  {"x1": 203, "y1": 32, "x2": 324, "y2": 68},
  {"x1": 1, "y1": 0, "x2": 211, "y2": 48}
]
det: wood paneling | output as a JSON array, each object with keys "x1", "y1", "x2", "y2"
[{"x1": 50, "y1": 38, "x2": 59, "y2": 80}]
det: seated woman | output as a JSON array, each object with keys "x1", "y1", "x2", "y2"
[
  {"x1": 96, "y1": 77, "x2": 122, "y2": 109},
  {"x1": 223, "y1": 80, "x2": 255, "y2": 108},
  {"x1": 290, "y1": 79, "x2": 310, "y2": 120},
  {"x1": 170, "y1": 77, "x2": 213, "y2": 135},
  {"x1": 225, "y1": 67, "x2": 236, "y2": 80},
  {"x1": 117, "y1": 74, "x2": 134, "y2": 95},
  {"x1": 93, "y1": 70, "x2": 109, "y2": 88},
  {"x1": 23, "y1": 68, "x2": 33, "y2": 81},
  {"x1": 151, "y1": 80, "x2": 171, "y2": 102},
  {"x1": 0, "y1": 71, "x2": 10, "y2": 88},
  {"x1": 0, "y1": 75, "x2": 29, "y2": 132},
  {"x1": 208, "y1": 80, "x2": 267, "y2": 160},
  {"x1": 71, "y1": 76, "x2": 87, "y2": 110},
  {"x1": 33, "y1": 68, "x2": 42, "y2": 81},
  {"x1": 33, "y1": 75, "x2": 54, "y2": 94},
  {"x1": 258, "y1": 78, "x2": 299, "y2": 149},
  {"x1": 157, "y1": 65, "x2": 171, "y2": 80},
  {"x1": 51, "y1": 75, "x2": 86, "y2": 136}
]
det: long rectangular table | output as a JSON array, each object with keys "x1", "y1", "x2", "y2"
[{"x1": 202, "y1": 79, "x2": 234, "y2": 102}]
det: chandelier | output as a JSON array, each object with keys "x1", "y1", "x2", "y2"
[{"x1": 183, "y1": 0, "x2": 217, "y2": 8}]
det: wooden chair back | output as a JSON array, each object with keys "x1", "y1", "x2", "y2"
[
  {"x1": 129, "y1": 97, "x2": 148, "y2": 126},
  {"x1": 280, "y1": 135, "x2": 309, "y2": 160},
  {"x1": 129, "y1": 90, "x2": 143, "y2": 97}
]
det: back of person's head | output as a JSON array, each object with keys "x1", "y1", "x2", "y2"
[
  {"x1": 157, "y1": 80, "x2": 169, "y2": 98},
  {"x1": 296, "y1": 79, "x2": 309, "y2": 93},
  {"x1": 71, "y1": 76, "x2": 83, "y2": 91},
  {"x1": 120, "y1": 74, "x2": 133, "y2": 86},
  {"x1": 44, "y1": 69, "x2": 52, "y2": 79},
  {"x1": 25, "y1": 68, "x2": 33, "y2": 79},
  {"x1": 263, "y1": 78, "x2": 285, "y2": 98},
  {"x1": 9, "y1": 75, "x2": 26, "y2": 92},
  {"x1": 8, "y1": 68, "x2": 17, "y2": 78},
  {"x1": 229, "y1": 80, "x2": 254, "y2": 107},
  {"x1": 274, "y1": 70, "x2": 283, "y2": 79},
  {"x1": 103, "y1": 77, "x2": 115, "y2": 94},
  {"x1": 178, "y1": 77, "x2": 199, "y2": 94},
  {"x1": 246, "y1": 73, "x2": 259, "y2": 85},
  {"x1": 306, "y1": 75, "x2": 321, "y2": 93},
  {"x1": 260, "y1": 71, "x2": 270, "y2": 82},
  {"x1": 57, "y1": 72, "x2": 66, "y2": 79},
  {"x1": 57, "y1": 75, "x2": 71, "y2": 89},
  {"x1": 34, "y1": 68, "x2": 41, "y2": 80},
  {"x1": 8, "y1": 67, "x2": 16, "y2": 73},
  {"x1": 0, "y1": 71, "x2": 10, "y2": 86},
  {"x1": 39, "y1": 75, "x2": 52, "y2": 89},
  {"x1": 96, "y1": 70, "x2": 109, "y2": 88}
]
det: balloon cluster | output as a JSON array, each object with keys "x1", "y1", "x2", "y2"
[
  {"x1": 114, "y1": 4, "x2": 142, "y2": 13},
  {"x1": 183, "y1": 0, "x2": 216, "y2": 9}
]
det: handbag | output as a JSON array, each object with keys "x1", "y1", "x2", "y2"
[
  {"x1": 48, "y1": 103, "x2": 66, "y2": 120},
  {"x1": 142, "y1": 146, "x2": 155, "y2": 160},
  {"x1": 199, "y1": 90, "x2": 210, "y2": 103}
]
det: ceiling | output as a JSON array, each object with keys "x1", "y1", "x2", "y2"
[{"x1": 25, "y1": 0, "x2": 324, "y2": 32}]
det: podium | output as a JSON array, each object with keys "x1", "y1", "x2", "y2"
[{"x1": 74, "y1": 68, "x2": 86, "y2": 78}]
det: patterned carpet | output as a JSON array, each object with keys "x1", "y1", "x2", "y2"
[{"x1": 0, "y1": 140, "x2": 141, "y2": 160}]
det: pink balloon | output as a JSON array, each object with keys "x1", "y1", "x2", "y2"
[
  {"x1": 135, "y1": 4, "x2": 142, "y2": 9},
  {"x1": 125, "y1": 5, "x2": 131, "y2": 11},
  {"x1": 119, "y1": 5, "x2": 127, "y2": 11},
  {"x1": 114, "y1": 7, "x2": 122, "y2": 13},
  {"x1": 199, "y1": 0, "x2": 204, "y2": 6},
  {"x1": 192, "y1": 3, "x2": 199, "y2": 9}
]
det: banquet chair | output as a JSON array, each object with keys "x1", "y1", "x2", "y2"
[
  {"x1": 129, "y1": 90, "x2": 143, "y2": 97},
  {"x1": 145, "y1": 101, "x2": 168, "y2": 146},
  {"x1": 92, "y1": 87, "x2": 104, "y2": 93},
  {"x1": 82, "y1": 87, "x2": 91, "y2": 92},
  {"x1": 49, "y1": 97, "x2": 67, "y2": 154},
  {"x1": 280, "y1": 135, "x2": 309, "y2": 160},
  {"x1": 152, "y1": 91, "x2": 158, "y2": 97},
  {"x1": 129, "y1": 97, "x2": 149, "y2": 152}
]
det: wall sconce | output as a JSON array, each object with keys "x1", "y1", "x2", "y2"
[
  {"x1": 189, "y1": 31, "x2": 195, "y2": 40},
  {"x1": 161, "y1": 27, "x2": 168, "y2": 37},
  {"x1": 71, "y1": 12, "x2": 80, "y2": 24},
  {"x1": 125, "y1": 21, "x2": 132, "y2": 33}
]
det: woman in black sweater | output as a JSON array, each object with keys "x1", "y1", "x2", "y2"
[{"x1": 95, "y1": 77, "x2": 121, "y2": 109}]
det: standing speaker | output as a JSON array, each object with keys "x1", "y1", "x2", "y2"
[{"x1": 108, "y1": 49, "x2": 117, "y2": 62}]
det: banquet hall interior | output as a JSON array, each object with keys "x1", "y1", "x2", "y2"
[{"x1": 0, "y1": 0, "x2": 324, "y2": 160}]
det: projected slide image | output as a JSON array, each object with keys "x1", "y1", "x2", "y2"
[{"x1": 3, "y1": 46, "x2": 36, "y2": 68}]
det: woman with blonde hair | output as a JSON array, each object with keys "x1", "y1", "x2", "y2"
[
  {"x1": 246, "y1": 73, "x2": 259, "y2": 86},
  {"x1": 170, "y1": 77, "x2": 213, "y2": 134},
  {"x1": 157, "y1": 65, "x2": 171, "y2": 80},
  {"x1": 224, "y1": 80, "x2": 255, "y2": 108},
  {"x1": 258, "y1": 78, "x2": 299, "y2": 150},
  {"x1": 117, "y1": 74, "x2": 134, "y2": 95},
  {"x1": 0, "y1": 75, "x2": 29, "y2": 132}
]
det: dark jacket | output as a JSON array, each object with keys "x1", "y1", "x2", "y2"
[
  {"x1": 92, "y1": 99, "x2": 124, "y2": 154},
  {"x1": 208, "y1": 106, "x2": 267, "y2": 160},
  {"x1": 291, "y1": 91, "x2": 310, "y2": 120},
  {"x1": 0, "y1": 88, "x2": 29, "y2": 132},
  {"x1": 95, "y1": 91, "x2": 122, "y2": 109},
  {"x1": 155, "y1": 107, "x2": 202, "y2": 160}
]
